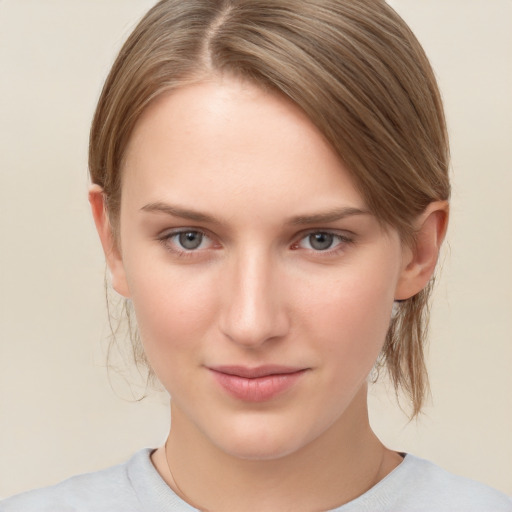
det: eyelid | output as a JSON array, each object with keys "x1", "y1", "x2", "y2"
[
  {"x1": 294, "y1": 228, "x2": 355, "y2": 242},
  {"x1": 157, "y1": 227, "x2": 218, "y2": 254},
  {"x1": 158, "y1": 226, "x2": 209, "y2": 239},
  {"x1": 292, "y1": 229, "x2": 355, "y2": 253},
  {"x1": 156, "y1": 227, "x2": 355, "y2": 257},
  {"x1": 299, "y1": 227, "x2": 355, "y2": 236}
]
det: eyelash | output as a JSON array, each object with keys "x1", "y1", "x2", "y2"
[
  {"x1": 157, "y1": 229, "x2": 214, "y2": 259},
  {"x1": 290, "y1": 231, "x2": 354, "y2": 255},
  {"x1": 157, "y1": 229, "x2": 354, "y2": 258}
]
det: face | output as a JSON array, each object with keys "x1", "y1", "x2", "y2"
[{"x1": 111, "y1": 77, "x2": 411, "y2": 460}]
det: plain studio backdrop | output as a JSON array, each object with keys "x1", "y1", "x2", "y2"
[{"x1": 0, "y1": 0, "x2": 511, "y2": 499}]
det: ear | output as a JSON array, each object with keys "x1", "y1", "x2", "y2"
[
  {"x1": 88, "y1": 184, "x2": 130, "y2": 298},
  {"x1": 395, "y1": 200, "x2": 449, "y2": 300}
]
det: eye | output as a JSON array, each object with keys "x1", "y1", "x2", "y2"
[
  {"x1": 159, "y1": 229, "x2": 214, "y2": 252},
  {"x1": 177, "y1": 230, "x2": 205, "y2": 250},
  {"x1": 294, "y1": 231, "x2": 352, "y2": 252},
  {"x1": 305, "y1": 232, "x2": 335, "y2": 250}
]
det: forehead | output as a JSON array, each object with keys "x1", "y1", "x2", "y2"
[{"x1": 121, "y1": 77, "x2": 366, "y2": 224}]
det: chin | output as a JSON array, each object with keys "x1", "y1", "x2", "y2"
[
  {"x1": 207, "y1": 416, "x2": 316, "y2": 462},
  {"x1": 220, "y1": 438, "x2": 302, "y2": 462}
]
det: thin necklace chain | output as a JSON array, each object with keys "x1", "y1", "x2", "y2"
[
  {"x1": 163, "y1": 439, "x2": 390, "y2": 510},
  {"x1": 164, "y1": 438, "x2": 208, "y2": 511}
]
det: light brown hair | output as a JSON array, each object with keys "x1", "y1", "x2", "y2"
[{"x1": 89, "y1": 0, "x2": 450, "y2": 417}]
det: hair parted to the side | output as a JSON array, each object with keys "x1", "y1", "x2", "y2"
[{"x1": 89, "y1": 0, "x2": 450, "y2": 417}]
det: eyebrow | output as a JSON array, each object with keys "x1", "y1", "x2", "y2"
[
  {"x1": 140, "y1": 202, "x2": 370, "y2": 225},
  {"x1": 288, "y1": 207, "x2": 370, "y2": 225},
  {"x1": 141, "y1": 202, "x2": 221, "y2": 224}
]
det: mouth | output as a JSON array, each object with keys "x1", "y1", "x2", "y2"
[{"x1": 207, "y1": 365, "x2": 309, "y2": 402}]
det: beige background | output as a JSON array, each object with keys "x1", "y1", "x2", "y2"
[{"x1": 1, "y1": 0, "x2": 511, "y2": 499}]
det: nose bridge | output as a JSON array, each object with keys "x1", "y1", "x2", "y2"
[{"x1": 220, "y1": 244, "x2": 288, "y2": 347}]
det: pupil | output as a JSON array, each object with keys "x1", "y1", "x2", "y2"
[
  {"x1": 310, "y1": 232, "x2": 333, "y2": 250},
  {"x1": 179, "y1": 231, "x2": 203, "y2": 250}
]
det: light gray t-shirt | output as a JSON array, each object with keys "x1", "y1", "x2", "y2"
[{"x1": 1, "y1": 449, "x2": 511, "y2": 511}]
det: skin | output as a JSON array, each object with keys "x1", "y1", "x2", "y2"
[{"x1": 90, "y1": 76, "x2": 448, "y2": 511}]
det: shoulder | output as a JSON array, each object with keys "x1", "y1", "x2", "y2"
[
  {"x1": 0, "y1": 450, "x2": 151, "y2": 512},
  {"x1": 400, "y1": 454, "x2": 512, "y2": 511},
  {"x1": 339, "y1": 454, "x2": 512, "y2": 512}
]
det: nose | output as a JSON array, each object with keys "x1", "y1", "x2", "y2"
[{"x1": 219, "y1": 248, "x2": 290, "y2": 348}]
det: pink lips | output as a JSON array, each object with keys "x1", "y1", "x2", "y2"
[{"x1": 208, "y1": 365, "x2": 307, "y2": 402}]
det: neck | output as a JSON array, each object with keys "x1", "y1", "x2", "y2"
[{"x1": 152, "y1": 386, "x2": 400, "y2": 512}]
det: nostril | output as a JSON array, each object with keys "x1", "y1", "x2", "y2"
[{"x1": 219, "y1": 297, "x2": 289, "y2": 347}]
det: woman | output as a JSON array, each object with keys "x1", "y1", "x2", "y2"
[{"x1": 2, "y1": 0, "x2": 511, "y2": 510}]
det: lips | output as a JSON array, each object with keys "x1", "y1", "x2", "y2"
[{"x1": 208, "y1": 365, "x2": 308, "y2": 402}]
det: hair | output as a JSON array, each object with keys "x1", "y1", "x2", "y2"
[{"x1": 89, "y1": 0, "x2": 450, "y2": 417}]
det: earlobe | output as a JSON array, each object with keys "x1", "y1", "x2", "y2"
[
  {"x1": 395, "y1": 201, "x2": 449, "y2": 300},
  {"x1": 88, "y1": 185, "x2": 130, "y2": 298}
]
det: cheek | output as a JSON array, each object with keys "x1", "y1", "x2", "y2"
[
  {"x1": 297, "y1": 263, "x2": 396, "y2": 370},
  {"x1": 123, "y1": 258, "x2": 219, "y2": 366}
]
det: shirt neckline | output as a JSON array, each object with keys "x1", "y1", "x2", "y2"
[{"x1": 127, "y1": 448, "x2": 413, "y2": 511}]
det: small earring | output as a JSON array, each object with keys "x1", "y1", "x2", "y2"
[
  {"x1": 369, "y1": 364, "x2": 379, "y2": 384},
  {"x1": 392, "y1": 299, "x2": 405, "y2": 318}
]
